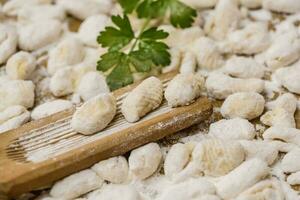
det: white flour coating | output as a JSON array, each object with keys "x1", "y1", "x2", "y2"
[
  {"x1": 71, "y1": 93, "x2": 116, "y2": 135},
  {"x1": 0, "y1": 24, "x2": 18, "y2": 65},
  {"x1": 280, "y1": 148, "x2": 300, "y2": 173}
]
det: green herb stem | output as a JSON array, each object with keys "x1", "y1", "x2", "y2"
[{"x1": 129, "y1": 18, "x2": 151, "y2": 53}]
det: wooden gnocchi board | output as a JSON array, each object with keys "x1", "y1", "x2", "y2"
[{"x1": 0, "y1": 71, "x2": 212, "y2": 198}]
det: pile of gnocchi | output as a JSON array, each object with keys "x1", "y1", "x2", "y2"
[{"x1": 1, "y1": 0, "x2": 300, "y2": 199}]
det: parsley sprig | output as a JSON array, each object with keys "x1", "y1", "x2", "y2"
[{"x1": 97, "y1": 0, "x2": 197, "y2": 90}]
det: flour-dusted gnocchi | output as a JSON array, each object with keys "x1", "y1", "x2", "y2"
[
  {"x1": 77, "y1": 71, "x2": 110, "y2": 102},
  {"x1": 129, "y1": 143, "x2": 162, "y2": 180},
  {"x1": 240, "y1": 0, "x2": 262, "y2": 8},
  {"x1": 221, "y1": 92, "x2": 265, "y2": 120},
  {"x1": 179, "y1": 52, "x2": 197, "y2": 74},
  {"x1": 216, "y1": 158, "x2": 269, "y2": 199},
  {"x1": 204, "y1": 0, "x2": 240, "y2": 40},
  {"x1": 0, "y1": 24, "x2": 18, "y2": 65},
  {"x1": 50, "y1": 67, "x2": 74, "y2": 97},
  {"x1": 87, "y1": 185, "x2": 141, "y2": 200},
  {"x1": 274, "y1": 63, "x2": 300, "y2": 94},
  {"x1": 235, "y1": 178, "x2": 284, "y2": 200},
  {"x1": 78, "y1": 14, "x2": 110, "y2": 47},
  {"x1": 165, "y1": 73, "x2": 204, "y2": 107},
  {"x1": 164, "y1": 143, "x2": 191, "y2": 178},
  {"x1": 192, "y1": 139, "x2": 245, "y2": 177},
  {"x1": 260, "y1": 108, "x2": 296, "y2": 128},
  {"x1": 31, "y1": 100, "x2": 73, "y2": 120},
  {"x1": 121, "y1": 77, "x2": 163, "y2": 123},
  {"x1": 18, "y1": 5, "x2": 66, "y2": 22},
  {"x1": 71, "y1": 93, "x2": 116, "y2": 135},
  {"x1": 205, "y1": 73, "x2": 264, "y2": 99},
  {"x1": 220, "y1": 22, "x2": 270, "y2": 55},
  {"x1": 6, "y1": 51, "x2": 36, "y2": 80},
  {"x1": 281, "y1": 148, "x2": 300, "y2": 173},
  {"x1": 0, "y1": 80, "x2": 35, "y2": 111},
  {"x1": 91, "y1": 156, "x2": 129, "y2": 184},
  {"x1": 239, "y1": 140, "x2": 278, "y2": 165},
  {"x1": 50, "y1": 169, "x2": 103, "y2": 200},
  {"x1": 263, "y1": 0, "x2": 300, "y2": 13},
  {"x1": 2, "y1": 0, "x2": 52, "y2": 16},
  {"x1": 266, "y1": 93, "x2": 297, "y2": 113},
  {"x1": 48, "y1": 37, "x2": 85, "y2": 75},
  {"x1": 18, "y1": 20, "x2": 62, "y2": 51},
  {"x1": 263, "y1": 127, "x2": 300, "y2": 147},
  {"x1": 222, "y1": 56, "x2": 265, "y2": 79},
  {"x1": 209, "y1": 118, "x2": 256, "y2": 140},
  {"x1": 287, "y1": 171, "x2": 300, "y2": 185},
  {"x1": 0, "y1": 105, "x2": 30, "y2": 133},
  {"x1": 189, "y1": 37, "x2": 224, "y2": 70}
]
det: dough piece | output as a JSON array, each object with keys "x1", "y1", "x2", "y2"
[
  {"x1": 263, "y1": 0, "x2": 300, "y2": 13},
  {"x1": 192, "y1": 139, "x2": 245, "y2": 177},
  {"x1": 216, "y1": 158, "x2": 269, "y2": 199},
  {"x1": 0, "y1": 105, "x2": 30, "y2": 133},
  {"x1": 77, "y1": 71, "x2": 110, "y2": 102},
  {"x1": 220, "y1": 22, "x2": 270, "y2": 55},
  {"x1": 78, "y1": 14, "x2": 110, "y2": 47},
  {"x1": 57, "y1": 0, "x2": 113, "y2": 20},
  {"x1": 6, "y1": 51, "x2": 36, "y2": 80},
  {"x1": 0, "y1": 80, "x2": 35, "y2": 111},
  {"x1": 274, "y1": 64, "x2": 300, "y2": 94},
  {"x1": 261, "y1": 108, "x2": 296, "y2": 128},
  {"x1": 266, "y1": 93, "x2": 297, "y2": 113},
  {"x1": 162, "y1": 48, "x2": 181, "y2": 73},
  {"x1": 50, "y1": 67, "x2": 74, "y2": 97},
  {"x1": 249, "y1": 9, "x2": 272, "y2": 21},
  {"x1": 88, "y1": 185, "x2": 141, "y2": 200},
  {"x1": 48, "y1": 37, "x2": 85, "y2": 75},
  {"x1": 129, "y1": 143, "x2": 162, "y2": 180},
  {"x1": 91, "y1": 156, "x2": 128, "y2": 184},
  {"x1": 204, "y1": 0, "x2": 240, "y2": 40},
  {"x1": 180, "y1": 52, "x2": 197, "y2": 74},
  {"x1": 263, "y1": 127, "x2": 300, "y2": 147},
  {"x1": 222, "y1": 56, "x2": 265, "y2": 78},
  {"x1": 287, "y1": 171, "x2": 300, "y2": 185},
  {"x1": 18, "y1": 20, "x2": 62, "y2": 51},
  {"x1": 281, "y1": 148, "x2": 300, "y2": 173},
  {"x1": 205, "y1": 73, "x2": 264, "y2": 99},
  {"x1": 189, "y1": 37, "x2": 224, "y2": 70},
  {"x1": 31, "y1": 100, "x2": 73, "y2": 120},
  {"x1": 240, "y1": 0, "x2": 262, "y2": 8},
  {"x1": 71, "y1": 93, "x2": 116, "y2": 135},
  {"x1": 165, "y1": 73, "x2": 204, "y2": 107},
  {"x1": 158, "y1": 178, "x2": 216, "y2": 200},
  {"x1": 209, "y1": 118, "x2": 256, "y2": 140},
  {"x1": 235, "y1": 178, "x2": 284, "y2": 200},
  {"x1": 18, "y1": 4, "x2": 66, "y2": 22},
  {"x1": 220, "y1": 92, "x2": 265, "y2": 120},
  {"x1": 121, "y1": 77, "x2": 163, "y2": 123},
  {"x1": 239, "y1": 140, "x2": 278, "y2": 165},
  {"x1": 0, "y1": 24, "x2": 17, "y2": 65},
  {"x1": 50, "y1": 169, "x2": 103, "y2": 200},
  {"x1": 2, "y1": 0, "x2": 51, "y2": 16},
  {"x1": 164, "y1": 143, "x2": 191, "y2": 178}
]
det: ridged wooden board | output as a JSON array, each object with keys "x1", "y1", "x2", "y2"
[{"x1": 0, "y1": 71, "x2": 213, "y2": 198}]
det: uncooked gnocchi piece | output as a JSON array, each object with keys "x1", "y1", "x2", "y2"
[
  {"x1": 0, "y1": 24, "x2": 18, "y2": 65},
  {"x1": 220, "y1": 92, "x2": 265, "y2": 120},
  {"x1": 235, "y1": 178, "x2": 284, "y2": 200},
  {"x1": 209, "y1": 118, "x2": 256, "y2": 140},
  {"x1": 263, "y1": 127, "x2": 300, "y2": 147},
  {"x1": 204, "y1": 0, "x2": 240, "y2": 40},
  {"x1": 205, "y1": 73, "x2": 264, "y2": 99},
  {"x1": 189, "y1": 37, "x2": 224, "y2": 70},
  {"x1": 287, "y1": 171, "x2": 300, "y2": 185},
  {"x1": 274, "y1": 63, "x2": 300, "y2": 94},
  {"x1": 164, "y1": 143, "x2": 191, "y2": 178},
  {"x1": 121, "y1": 77, "x2": 163, "y2": 123},
  {"x1": 240, "y1": 0, "x2": 262, "y2": 8},
  {"x1": 216, "y1": 158, "x2": 269, "y2": 199},
  {"x1": 165, "y1": 73, "x2": 204, "y2": 107},
  {"x1": 50, "y1": 67, "x2": 74, "y2": 97},
  {"x1": 192, "y1": 139, "x2": 245, "y2": 177},
  {"x1": 6, "y1": 51, "x2": 36, "y2": 80},
  {"x1": 2, "y1": 0, "x2": 52, "y2": 16},
  {"x1": 0, "y1": 105, "x2": 30, "y2": 133},
  {"x1": 18, "y1": 19, "x2": 62, "y2": 51},
  {"x1": 71, "y1": 93, "x2": 116, "y2": 135},
  {"x1": 31, "y1": 100, "x2": 73, "y2": 120},
  {"x1": 50, "y1": 169, "x2": 103, "y2": 200},
  {"x1": 47, "y1": 37, "x2": 85, "y2": 75},
  {"x1": 88, "y1": 185, "x2": 141, "y2": 200},
  {"x1": 222, "y1": 56, "x2": 265, "y2": 79},
  {"x1": 78, "y1": 14, "x2": 110, "y2": 47},
  {"x1": 281, "y1": 148, "x2": 300, "y2": 173},
  {"x1": 0, "y1": 80, "x2": 35, "y2": 111},
  {"x1": 266, "y1": 93, "x2": 297, "y2": 113},
  {"x1": 260, "y1": 108, "x2": 296, "y2": 128},
  {"x1": 180, "y1": 52, "x2": 197, "y2": 74},
  {"x1": 129, "y1": 143, "x2": 162, "y2": 180},
  {"x1": 91, "y1": 156, "x2": 129, "y2": 184},
  {"x1": 18, "y1": 5, "x2": 66, "y2": 22},
  {"x1": 77, "y1": 71, "x2": 110, "y2": 102},
  {"x1": 263, "y1": 0, "x2": 300, "y2": 13}
]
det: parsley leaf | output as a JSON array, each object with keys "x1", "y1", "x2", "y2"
[
  {"x1": 97, "y1": 15, "x2": 134, "y2": 51},
  {"x1": 140, "y1": 27, "x2": 169, "y2": 40},
  {"x1": 139, "y1": 40, "x2": 170, "y2": 66},
  {"x1": 118, "y1": 0, "x2": 140, "y2": 13},
  {"x1": 129, "y1": 50, "x2": 154, "y2": 72},
  {"x1": 168, "y1": 0, "x2": 197, "y2": 28}
]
